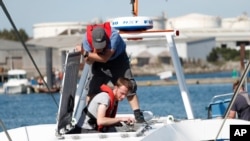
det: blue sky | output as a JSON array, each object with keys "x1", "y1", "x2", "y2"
[{"x1": 1, "y1": 0, "x2": 249, "y2": 37}]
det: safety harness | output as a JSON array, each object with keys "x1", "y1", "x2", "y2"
[
  {"x1": 84, "y1": 84, "x2": 118, "y2": 132},
  {"x1": 86, "y1": 22, "x2": 112, "y2": 50}
]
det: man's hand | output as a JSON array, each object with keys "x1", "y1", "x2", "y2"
[
  {"x1": 85, "y1": 58, "x2": 94, "y2": 64},
  {"x1": 75, "y1": 44, "x2": 83, "y2": 53},
  {"x1": 119, "y1": 117, "x2": 135, "y2": 125}
]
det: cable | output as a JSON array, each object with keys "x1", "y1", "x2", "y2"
[{"x1": 0, "y1": 0, "x2": 58, "y2": 107}]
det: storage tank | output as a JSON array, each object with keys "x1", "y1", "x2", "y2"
[
  {"x1": 166, "y1": 13, "x2": 221, "y2": 29},
  {"x1": 222, "y1": 14, "x2": 250, "y2": 29},
  {"x1": 33, "y1": 22, "x2": 89, "y2": 39},
  {"x1": 150, "y1": 12, "x2": 167, "y2": 30}
]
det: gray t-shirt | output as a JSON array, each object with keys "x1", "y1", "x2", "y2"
[
  {"x1": 77, "y1": 92, "x2": 110, "y2": 129},
  {"x1": 231, "y1": 92, "x2": 250, "y2": 121}
]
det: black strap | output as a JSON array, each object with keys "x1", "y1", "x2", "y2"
[
  {"x1": 83, "y1": 106, "x2": 98, "y2": 130},
  {"x1": 83, "y1": 106, "x2": 96, "y2": 119}
]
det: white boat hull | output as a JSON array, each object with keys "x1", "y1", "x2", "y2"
[
  {"x1": 1, "y1": 118, "x2": 248, "y2": 141},
  {"x1": 3, "y1": 85, "x2": 31, "y2": 94},
  {"x1": 157, "y1": 71, "x2": 173, "y2": 80},
  {"x1": 3, "y1": 69, "x2": 31, "y2": 94}
]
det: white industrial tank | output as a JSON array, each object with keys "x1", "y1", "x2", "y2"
[{"x1": 166, "y1": 13, "x2": 221, "y2": 29}]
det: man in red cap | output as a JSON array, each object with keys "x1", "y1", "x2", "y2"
[{"x1": 76, "y1": 22, "x2": 145, "y2": 123}]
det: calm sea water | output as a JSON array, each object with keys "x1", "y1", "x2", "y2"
[{"x1": 0, "y1": 71, "x2": 247, "y2": 132}]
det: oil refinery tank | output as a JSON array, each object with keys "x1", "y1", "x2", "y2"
[
  {"x1": 33, "y1": 22, "x2": 89, "y2": 39},
  {"x1": 221, "y1": 14, "x2": 250, "y2": 29},
  {"x1": 166, "y1": 13, "x2": 221, "y2": 29},
  {"x1": 150, "y1": 13, "x2": 167, "y2": 30}
]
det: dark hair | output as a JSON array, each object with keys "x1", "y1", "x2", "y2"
[
  {"x1": 233, "y1": 79, "x2": 244, "y2": 90},
  {"x1": 116, "y1": 77, "x2": 133, "y2": 93}
]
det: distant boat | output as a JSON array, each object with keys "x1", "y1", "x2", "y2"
[
  {"x1": 157, "y1": 70, "x2": 173, "y2": 80},
  {"x1": 2, "y1": 69, "x2": 33, "y2": 94},
  {"x1": 32, "y1": 76, "x2": 60, "y2": 94},
  {"x1": 33, "y1": 86, "x2": 60, "y2": 94}
]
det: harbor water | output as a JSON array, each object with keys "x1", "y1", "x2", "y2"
[{"x1": 0, "y1": 71, "x2": 248, "y2": 132}]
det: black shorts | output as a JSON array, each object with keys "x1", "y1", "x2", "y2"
[{"x1": 85, "y1": 51, "x2": 137, "y2": 97}]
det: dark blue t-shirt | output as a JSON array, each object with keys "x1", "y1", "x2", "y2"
[{"x1": 231, "y1": 93, "x2": 250, "y2": 121}]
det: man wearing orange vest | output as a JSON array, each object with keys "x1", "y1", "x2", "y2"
[
  {"x1": 68, "y1": 77, "x2": 135, "y2": 133},
  {"x1": 76, "y1": 22, "x2": 145, "y2": 123}
]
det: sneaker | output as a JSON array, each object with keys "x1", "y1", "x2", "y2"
[{"x1": 134, "y1": 109, "x2": 146, "y2": 123}]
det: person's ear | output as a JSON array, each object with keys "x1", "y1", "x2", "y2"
[{"x1": 113, "y1": 86, "x2": 118, "y2": 90}]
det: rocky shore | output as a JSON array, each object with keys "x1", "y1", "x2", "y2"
[
  {"x1": 136, "y1": 77, "x2": 237, "y2": 86},
  {"x1": 131, "y1": 61, "x2": 243, "y2": 86},
  {"x1": 131, "y1": 61, "x2": 241, "y2": 76}
]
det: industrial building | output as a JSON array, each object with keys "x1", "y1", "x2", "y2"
[{"x1": 0, "y1": 13, "x2": 249, "y2": 77}]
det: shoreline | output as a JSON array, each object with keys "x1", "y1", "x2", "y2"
[
  {"x1": 0, "y1": 77, "x2": 239, "y2": 94},
  {"x1": 131, "y1": 61, "x2": 240, "y2": 76},
  {"x1": 136, "y1": 77, "x2": 238, "y2": 86}
]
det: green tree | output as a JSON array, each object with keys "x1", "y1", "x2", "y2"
[
  {"x1": 207, "y1": 48, "x2": 218, "y2": 62},
  {"x1": 0, "y1": 28, "x2": 29, "y2": 41},
  {"x1": 207, "y1": 47, "x2": 243, "y2": 63}
]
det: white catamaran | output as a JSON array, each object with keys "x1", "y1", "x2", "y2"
[{"x1": 1, "y1": 0, "x2": 250, "y2": 141}]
